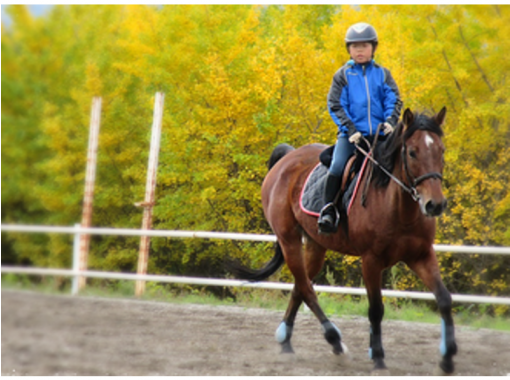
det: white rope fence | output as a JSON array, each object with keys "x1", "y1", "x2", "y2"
[
  {"x1": 0, "y1": 224, "x2": 277, "y2": 242},
  {"x1": 2, "y1": 224, "x2": 510, "y2": 254},
  {"x1": 2, "y1": 266, "x2": 510, "y2": 305},
  {"x1": 2, "y1": 224, "x2": 510, "y2": 305}
]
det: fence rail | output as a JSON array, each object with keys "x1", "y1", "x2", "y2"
[
  {"x1": 2, "y1": 223, "x2": 510, "y2": 305},
  {"x1": 2, "y1": 266, "x2": 510, "y2": 305},
  {"x1": 2, "y1": 224, "x2": 510, "y2": 254}
]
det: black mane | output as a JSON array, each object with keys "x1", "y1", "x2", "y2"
[{"x1": 372, "y1": 112, "x2": 444, "y2": 188}]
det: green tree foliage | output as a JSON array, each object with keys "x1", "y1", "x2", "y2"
[{"x1": 2, "y1": 5, "x2": 509, "y2": 311}]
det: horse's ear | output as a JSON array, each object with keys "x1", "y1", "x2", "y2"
[
  {"x1": 435, "y1": 106, "x2": 447, "y2": 126},
  {"x1": 402, "y1": 108, "x2": 414, "y2": 131}
]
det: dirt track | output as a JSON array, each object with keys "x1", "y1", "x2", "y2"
[{"x1": 2, "y1": 290, "x2": 509, "y2": 376}]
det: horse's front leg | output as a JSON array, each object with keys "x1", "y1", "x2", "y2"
[
  {"x1": 361, "y1": 256, "x2": 388, "y2": 373},
  {"x1": 406, "y1": 249, "x2": 457, "y2": 374}
]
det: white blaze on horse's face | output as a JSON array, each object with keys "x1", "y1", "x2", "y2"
[
  {"x1": 425, "y1": 133, "x2": 435, "y2": 149},
  {"x1": 408, "y1": 130, "x2": 447, "y2": 217}
]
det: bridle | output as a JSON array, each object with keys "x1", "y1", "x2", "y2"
[
  {"x1": 401, "y1": 143, "x2": 443, "y2": 201},
  {"x1": 356, "y1": 132, "x2": 443, "y2": 202}
]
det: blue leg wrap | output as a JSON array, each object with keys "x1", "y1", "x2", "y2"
[
  {"x1": 275, "y1": 321, "x2": 293, "y2": 344},
  {"x1": 368, "y1": 326, "x2": 373, "y2": 359},
  {"x1": 440, "y1": 318, "x2": 447, "y2": 356}
]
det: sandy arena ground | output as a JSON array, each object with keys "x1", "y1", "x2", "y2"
[{"x1": 2, "y1": 289, "x2": 509, "y2": 376}]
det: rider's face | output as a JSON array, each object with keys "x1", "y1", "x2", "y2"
[{"x1": 348, "y1": 42, "x2": 373, "y2": 64}]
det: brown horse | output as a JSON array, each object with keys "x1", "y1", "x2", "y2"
[{"x1": 230, "y1": 108, "x2": 457, "y2": 374}]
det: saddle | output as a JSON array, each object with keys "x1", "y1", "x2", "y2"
[
  {"x1": 319, "y1": 145, "x2": 358, "y2": 193},
  {"x1": 300, "y1": 145, "x2": 368, "y2": 218}
]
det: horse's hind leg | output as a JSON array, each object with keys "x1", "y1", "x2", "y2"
[
  {"x1": 277, "y1": 236, "x2": 344, "y2": 355},
  {"x1": 277, "y1": 237, "x2": 326, "y2": 353},
  {"x1": 406, "y1": 249, "x2": 457, "y2": 374},
  {"x1": 276, "y1": 284, "x2": 302, "y2": 353},
  {"x1": 304, "y1": 237, "x2": 346, "y2": 355}
]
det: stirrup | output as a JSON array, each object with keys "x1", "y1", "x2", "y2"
[{"x1": 318, "y1": 203, "x2": 340, "y2": 234}]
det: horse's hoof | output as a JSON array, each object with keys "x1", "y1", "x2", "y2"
[
  {"x1": 328, "y1": 342, "x2": 350, "y2": 366},
  {"x1": 371, "y1": 368, "x2": 391, "y2": 376},
  {"x1": 434, "y1": 366, "x2": 454, "y2": 376},
  {"x1": 280, "y1": 345, "x2": 295, "y2": 354},
  {"x1": 437, "y1": 356, "x2": 455, "y2": 375},
  {"x1": 333, "y1": 341, "x2": 349, "y2": 354}
]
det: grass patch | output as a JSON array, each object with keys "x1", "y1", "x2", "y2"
[
  {"x1": 317, "y1": 292, "x2": 441, "y2": 325},
  {"x1": 2, "y1": 273, "x2": 509, "y2": 332}
]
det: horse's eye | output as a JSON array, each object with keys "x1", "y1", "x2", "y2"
[{"x1": 409, "y1": 150, "x2": 417, "y2": 159}]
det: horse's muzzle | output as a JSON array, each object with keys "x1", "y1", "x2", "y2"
[{"x1": 421, "y1": 198, "x2": 448, "y2": 217}]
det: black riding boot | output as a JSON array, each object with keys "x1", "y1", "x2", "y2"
[{"x1": 318, "y1": 173, "x2": 342, "y2": 234}]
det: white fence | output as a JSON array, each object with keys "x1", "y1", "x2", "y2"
[{"x1": 2, "y1": 224, "x2": 510, "y2": 305}]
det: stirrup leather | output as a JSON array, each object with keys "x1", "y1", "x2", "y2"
[{"x1": 318, "y1": 203, "x2": 340, "y2": 233}]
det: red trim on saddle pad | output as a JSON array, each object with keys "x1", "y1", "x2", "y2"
[{"x1": 347, "y1": 154, "x2": 370, "y2": 216}]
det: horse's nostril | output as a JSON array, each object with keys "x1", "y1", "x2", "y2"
[
  {"x1": 425, "y1": 201, "x2": 435, "y2": 215},
  {"x1": 425, "y1": 200, "x2": 447, "y2": 216}
]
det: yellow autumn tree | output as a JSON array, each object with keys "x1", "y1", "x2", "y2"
[{"x1": 2, "y1": 5, "x2": 509, "y2": 310}]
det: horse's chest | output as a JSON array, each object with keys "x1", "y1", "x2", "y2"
[{"x1": 349, "y1": 219, "x2": 433, "y2": 260}]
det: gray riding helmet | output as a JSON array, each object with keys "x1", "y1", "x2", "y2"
[{"x1": 345, "y1": 22, "x2": 378, "y2": 51}]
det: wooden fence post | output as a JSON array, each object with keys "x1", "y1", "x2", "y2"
[
  {"x1": 72, "y1": 223, "x2": 81, "y2": 295},
  {"x1": 78, "y1": 97, "x2": 102, "y2": 291},
  {"x1": 135, "y1": 92, "x2": 165, "y2": 296}
]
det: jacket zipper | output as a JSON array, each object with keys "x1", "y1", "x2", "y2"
[{"x1": 362, "y1": 64, "x2": 373, "y2": 135}]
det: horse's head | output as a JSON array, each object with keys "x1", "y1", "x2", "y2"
[{"x1": 401, "y1": 107, "x2": 447, "y2": 217}]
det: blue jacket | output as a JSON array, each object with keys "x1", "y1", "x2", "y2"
[{"x1": 327, "y1": 60, "x2": 403, "y2": 137}]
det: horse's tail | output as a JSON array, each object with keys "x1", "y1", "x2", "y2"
[
  {"x1": 225, "y1": 144, "x2": 292, "y2": 281},
  {"x1": 226, "y1": 242, "x2": 285, "y2": 282},
  {"x1": 268, "y1": 143, "x2": 295, "y2": 170}
]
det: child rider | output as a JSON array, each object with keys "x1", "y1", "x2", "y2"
[{"x1": 318, "y1": 22, "x2": 403, "y2": 234}]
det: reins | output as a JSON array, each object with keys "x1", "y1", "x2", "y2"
[
  {"x1": 360, "y1": 123, "x2": 382, "y2": 206},
  {"x1": 354, "y1": 141, "x2": 421, "y2": 201},
  {"x1": 354, "y1": 131, "x2": 442, "y2": 203}
]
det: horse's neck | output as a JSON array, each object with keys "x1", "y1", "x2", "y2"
[{"x1": 388, "y1": 163, "x2": 423, "y2": 225}]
